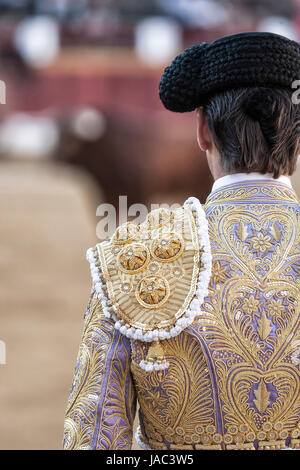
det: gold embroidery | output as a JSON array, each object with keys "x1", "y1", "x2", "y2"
[
  {"x1": 117, "y1": 243, "x2": 150, "y2": 274},
  {"x1": 242, "y1": 296, "x2": 259, "y2": 318},
  {"x1": 251, "y1": 232, "x2": 273, "y2": 253},
  {"x1": 253, "y1": 379, "x2": 271, "y2": 414},
  {"x1": 135, "y1": 275, "x2": 170, "y2": 308},
  {"x1": 225, "y1": 443, "x2": 255, "y2": 450},
  {"x1": 63, "y1": 290, "x2": 136, "y2": 449},
  {"x1": 199, "y1": 183, "x2": 300, "y2": 445},
  {"x1": 205, "y1": 181, "x2": 299, "y2": 206},
  {"x1": 143, "y1": 208, "x2": 175, "y2": 230},
  {"x1": 96, "y1": 205, "x2": 201, "y2": 332},
  {"x1": 211, "y1": 261, "x2": 229, "y2": 284},
  {"x1": 257, "y1": 312, "x2": 273, "y2": 340},
  {"x1": 236, "y1": 221, "x2": 249, "y2": 242},
  {"x1": 145, "y1": 341, "x2": 166, "y2": 364},
  {"x1": 172, "y1": 266, "x2": 184, "y2": 278},
  {"x1": 148, "y1": 261, "x2": 160, "y2": 275},
  {"x1": 132, "y1": 183, "x2": 300, "y2": 449},
  {"x1": 120, "y1": 281, "x2": 133, "y2": 294},
  {"x1": 111, "y1": 221, "x2": 141, "y2": 245},
  {"x1": 137, "y1": 418, "x2": 289, "y2": 450},
  {"x1": 131, "y1": 331, "x2": 215, "y2": 447},
  {"x1": 291, "y1": 439, "x2": 300, "y2": 449},
  {"x1": 151, "y1": 233, "x2": 184, "y2": 263}
]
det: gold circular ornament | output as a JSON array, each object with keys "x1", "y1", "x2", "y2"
[
  {"x1": 175, "y1": 427, "x2": 185, "y2": 436},
  {"x1": 257, "y1": 431, "x2": 266, "y2": 440},
  {"x1": 120, "y1": 282, "x2": 133, "y2": 294},
  {"x1": 166, "y1": 427, "x2": 175, "y2": 437},
  {"x1": 227, "y1": 425, "x2": 238, "y2": 435},
  {"x1": 135, "y1": 275, "x2": 170, "y2": 308},
  {"x1": 224, "y1": 434, "x2": 233, "y2": 444},
  {"x1": 148, "y1": 261, "x2": 160, "y2": 275},
  {"x1": 117, "y1": 244, "x2": 150, "y2": 274},
  {"x1": 111, "y1": 222, "x2": 141, "y2": 245},
  {"x1": 239, "y1": 424, "x2": 249, "y2": 433},
  {"x1": 195, "y1": 425, "x2": 204, "y2": 435},
  {"x1": 172, "y1": 266, "x2": 184, "y2": 278},
  {"x1": 144, "y1": 208, "x2": 174, "y2": 230},
  {"x1": 262, "y1": 422, "x2": 272, "y2": 432},
  {"x1": 279, "y1": 430, "x2": 288, "y2": 439},
  {"x1": 151, "y1": 233, "x2": 184, "y2": 263},
  {"x1": 174, "y1": 435, "x2": 184, "y2": 444},
  {"x1": 213, "y1": 433, "x2": 222, "y2": 444},
  {"x1": 234, "y1": 433, "x2": 244, "y2": 444},
  {"x1": 206, "y1": 425, "x2": 216, "y2": 434},
  {"x1": 274, "y1": 422, "x2": 283, "y2": 431},
  {"x1": 267, "y1": 430, "x2": 277, "y2": 440},
  {"x1": 201, "y1": 434, "x2": 212, "y2": 445},
  {"x1": 246, "y1": 431, "x2": 255, "y2": 441}
]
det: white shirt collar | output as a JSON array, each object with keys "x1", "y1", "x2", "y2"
[{"x1": 211, "y1": 172, "x2": 293, "y2": 193}]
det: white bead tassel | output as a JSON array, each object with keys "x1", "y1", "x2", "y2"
[
  {"x1": 138, "y1": 340, "x2": 169, "y2": 372},
  {"x1": 86, "y1": 247, "x2": 111, "y2": 319},
  {"x1": 171, "y1": 197, "x2": 213, "y2": 326},
  {"x1": 138, "y1": 359, "x2": 170, "y2": 372}
]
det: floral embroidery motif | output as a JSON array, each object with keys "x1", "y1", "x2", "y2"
[
  {"x1": 172, "y1": 266, "x2": 184, "y2": 278},
  {"x1": 267, "y1": 299, "x2": 285, "y2": 320},
  {"x1": 151, "y1": 233, "x2": 184, "y2": 263},
  {"x1": 251, "y1": 232, "x2": 273, "y2": 253},
  {"x1": 242, "y1": 296, "x2": 259, "y2": 318},
  {"x1": 136, "y1": 275, "x2": 170, "y2": 307},
  {"x1": 211, "y1": 261, "x2": 229, "y2": 284},
  {"x1": 117, "y1": 243, "x2": 150, "y2": 274},
  {"x1": 120, "y1": 281, "x2": 133, "y2": 294}
]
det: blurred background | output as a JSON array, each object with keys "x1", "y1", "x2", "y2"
[{"x1": 1, "y1": 0, "x2": 300, "y2": 450}]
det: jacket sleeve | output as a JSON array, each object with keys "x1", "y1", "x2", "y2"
[{"x1": 63, "y1": 287, "x2": 137, "y2": 450}]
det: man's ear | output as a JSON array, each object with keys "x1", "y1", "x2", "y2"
[{"x1": 196, "y1": 107, "x2": 213, "y2": 152}]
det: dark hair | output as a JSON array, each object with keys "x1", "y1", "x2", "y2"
[{"x1": 204, "y1": 87, "x2": 300, "y2": 178}]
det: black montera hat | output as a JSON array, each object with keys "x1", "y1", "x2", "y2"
[{"x1": 159, "y1": 31, "x2": 300, "y2": 112}]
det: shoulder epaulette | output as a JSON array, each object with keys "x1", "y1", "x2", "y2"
[{"x1": 86, "y1": 197, "x2": 212, "y2": 369}]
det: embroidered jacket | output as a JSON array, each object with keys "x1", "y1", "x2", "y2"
[{"x1": 63, "y1": 179, "x2": 300, "y2": 450}]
